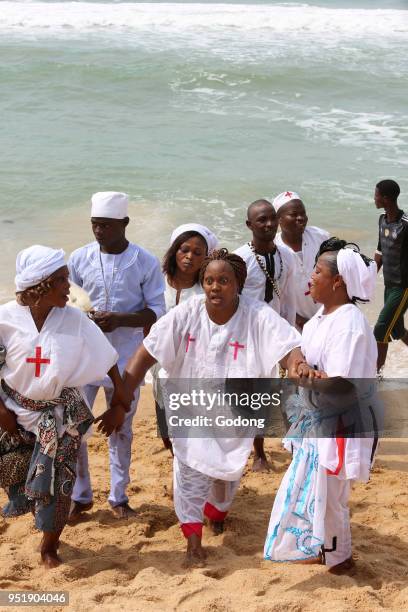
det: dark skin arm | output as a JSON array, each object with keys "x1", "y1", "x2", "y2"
[
  {"x1": 0, "y1": 397, "x2": 18, "y2": 434},
  {"x1": 123, "y1": 345, "x2": 157, "y2": 402},
  {"x1": 90, "y1": 308, "x2": 157, "y2": 333},
  {"x1": 94, "y1": 364, "x2": 130, "y2": 436},
  {"x1": 281, "y1": 347, "x2": 326, "y2": 379},
  {"x1": 374, "y1": 252, "x2": 383, "y2": 272}
]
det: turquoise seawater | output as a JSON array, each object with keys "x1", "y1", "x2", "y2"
[{"x1": 0, "y1": 1, "x2": 407, "y2": 304}]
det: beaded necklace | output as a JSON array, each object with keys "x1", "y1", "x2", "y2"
[{"x1": 248, "y1": 242, "x2": 282, "y2": 299}]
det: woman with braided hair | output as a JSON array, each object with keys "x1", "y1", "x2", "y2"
[
  {"x1": 124, "y1": 248, "x2": 307, "y2": 566},
  {"x1": 264, "y1": 238, "x2": 378, "y2": 573}
]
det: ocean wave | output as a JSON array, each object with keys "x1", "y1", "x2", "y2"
[{"x1": 0, "y1": 2, "x2": 407, "y2": 39}]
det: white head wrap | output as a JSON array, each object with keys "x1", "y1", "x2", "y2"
[
  {"x1": 170, "y1": 223, "x2": 218, "y2": 254},
  {"x1": 91, "y1": 191, "x2": 128, "y2": 219},
  {"x1": 337, "y1": 248, "x2": 377, "y2": 302},
  {"x1": 15, "y1": 245, "x2": 66, "y2": 292},
  {"x1": 272, "y1": 191, "x2": 302, "y2": 212}
]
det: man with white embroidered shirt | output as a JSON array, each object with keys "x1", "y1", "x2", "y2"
[
  {"x1": 273, "y1": 190, "x2": 329, "y2": 331},
  {"x1": 235, "y1": 198, "x2": 297, "y2": 471},
  {"x1": 68, "y1": 191, "x2": 165, "y2": 519}
]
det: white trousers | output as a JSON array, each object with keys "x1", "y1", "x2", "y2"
[
  {"x1": 173, "y1": 456, "x2": 240, "y2": 525},
  {"x1": 72, "y1": 385, "x2": 140, "y2": 507},
  {"x1": 324, "y1": 477, "x2": 352, "y2": 567}
]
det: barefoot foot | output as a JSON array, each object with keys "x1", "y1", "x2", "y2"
[
  {"x1": 208, "y1": 519, "x2": 224, "y2": 536},
  {"x1": 252, "y1": 456, "x2": 271, "y2": 472},
  {"x1": 111, "y1": 502, "x2": 137, "y2": 519},
  {"x1": 67, "y1": 500, "x2": 93, "y2": 524},
  {"x1": 40, "y1": 550, "x2": 61, "y2": 569},
  {"x1": 184, "y1": 534, "x2": 207, "y2": 568},
  {"x1": 328, "y1": 557, "x2": 356, "y2": 575}
]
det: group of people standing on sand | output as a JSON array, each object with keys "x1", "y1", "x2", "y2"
[{"x1": 0, "y1": 179, "x2": 406, "y2": 571}]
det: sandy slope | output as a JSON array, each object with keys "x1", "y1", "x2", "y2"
[{"x1": 0, "y1": 387, "x2": 407, "y2": 612}]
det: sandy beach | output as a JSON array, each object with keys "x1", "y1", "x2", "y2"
[{"x1": 1, "y1": 385, "x2": 407, "y2": 612}]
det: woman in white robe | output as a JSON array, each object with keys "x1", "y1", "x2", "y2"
[
  {"x1": 124, "y1": 248, "x2": 307, "y2": 566},
  {"x1": 0, "y1": 245, "x2": 128, "y2": 568},
  {"x1": 153, "y1": 223, "x2": 217, "y2": 452},
  {"x1": 264, "y1": 238, "x2": 378, "y2": 573}
]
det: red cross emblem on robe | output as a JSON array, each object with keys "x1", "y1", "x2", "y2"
[{"x1": 26, "y1": 346, "x2": 50, "y2": 377}]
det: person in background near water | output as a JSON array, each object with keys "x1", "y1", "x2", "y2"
[
  {"x1": 0, "y1": 246, "x2": 127, "y2": 568},
  {"x1": 264, "y1": 238, "x2": 378, "y2": 574},
  {"x1": 235, "y1": 199, "x2": 297, "y2": 472},
  {"x1": 273, "y1": 190, "x2": 329, "y2": 331},
  {"x1": 123, "y1": 249, "x2": 307, "y2": 567},
  {"x1": 373, "y1": 180, "x2": 408, "y2": 373},
  {"x1": 153, "y1": 223, "x2": 218, "y2": 453},
  {"x1": 68, "y1": 192, "x2": 165, "y2": 520}
]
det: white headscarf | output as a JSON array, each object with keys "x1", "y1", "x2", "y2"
[
  {"x1": 337, "y1": 248, "x2": 377, "y2": 302},
  {"x1": 91, "y1": 191, "x2": 128, "y2": 219},
  {"x1": 15, "y1": 245, "x2": 66, "y2": 292},
  {"x1": 272, "y1": 191, "x2": 301, "y2": 212},
  {"x1": 170, "y1": 223, "x2": 218, "y2": 254}
]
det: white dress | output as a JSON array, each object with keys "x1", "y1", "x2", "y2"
[
  {"x1": 264, "y1": 303, "x2": 377, "y2": 565},
  {"x1": 144, "y1": 294, "x2": 301, "y2": 481},
  {"x1": 0, "y1": 301, "x2": 118, "y2": 436},
  {"x1": 234, "y1": 242, "x2": 297, "y2": 326},
  {"x1": 275, "y1": 226, "x2": 330, "y2": 320}
]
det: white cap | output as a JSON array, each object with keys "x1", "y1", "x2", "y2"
[
  {"x1": 91, "y1": 191, "x2": 128, "y2": 219},
  {"x1": 15, "y1": 245, "x2": 66, "y2": 292},
  {"x1": 170, "y1": 223, "x2": 218, "y2": 254},
  {"x1": 272, "y1": 191, "x2": 301, "y2": 212}
]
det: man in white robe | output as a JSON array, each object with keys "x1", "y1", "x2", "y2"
[
  {"x1": 235, "y1": 199, "x2": 298, "y2": 470},
  {"x1": 273, "y1": 190, "x2": 329, "y2": 330},
  {"x1": 235, "y1": 199, "x2": 297, "y2": 326},
  {"x1": 68, "y1": 192, "x2": 166, "y2": 519}
]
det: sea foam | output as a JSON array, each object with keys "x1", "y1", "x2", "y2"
[{"x1": 0, "y1": 2, "x2": 407, "y2": 40}]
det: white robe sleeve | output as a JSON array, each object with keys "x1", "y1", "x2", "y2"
[
  {"x1": 67, "y1": 253, "x2": 82, "y2": 288},
  {"x1": 139, "y1": 252, "x2": 166, "y2": 320},
  {"x1": 322, "y1": 331, "x2": 372, "y2": 378},
  {"x1": 72, "y1": 312, "x2": 119, "y2": 386},
  {"x1": 278, "y1": 250, "x2": 297, "y2": 326},
  {"x1": 143, "y1": 303, "x2": 186, "y2": 369},
  {"x1": 257, "y1": 307, "x2": 301, "y2": 374}
]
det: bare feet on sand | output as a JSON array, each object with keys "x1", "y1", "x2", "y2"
[
  {"x1": 112, "y1": 502, "x2": 137, "y2": 519},
  {"x1": 184, "y1": 534, "x2": 207, "y2": 568},
  {"x1": 40, "y1": 550, "x2": 61, "y2": 569},
  {"x1": 328, "y1": 557, "x2": 356, "y2": 575},
  {"x1": 290, "y1": 557, "x2": 322, "y2": 565},
  {"x1": 67, "y1": 500, "x2": 94, "y2": 524},
  {"x1": 40, "y1": 532, "x2": 62, "y2": 568},
  {"x1": 252, "y1": 455, "x2": 271, "y2": 472},
  {"x1": 208, "y1": 519, "x2": 224, "y2": 536}
]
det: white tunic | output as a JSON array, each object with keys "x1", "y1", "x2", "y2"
[
  {"x1": 144, "y1": 294, "x2": 301, "y2": 480},
  {"x1": 301, "y1": 303, "x2": 377, "y2": 481},
  {"x1": 164, "y1": 278, "x2": 202, "y2": 311},
  {"x1": 0, "y1": 301, "x2": 118, "y2": 435},
  {"x1": 68, "y1": 241, "x2": 165, "y2": 381},
  {"x1": 275, "y1": 226, "x2": 330, "y2": 320},
  {"x1": 234, "y1": 242, "x2": 297, "y2": 326}
]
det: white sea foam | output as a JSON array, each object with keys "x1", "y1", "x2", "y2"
[{"x1": 0, "y1": 2, "x2": 407, "y2": 40}]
